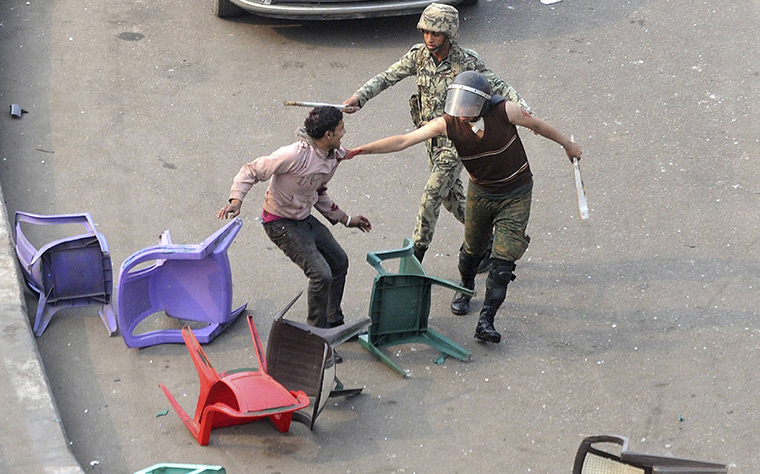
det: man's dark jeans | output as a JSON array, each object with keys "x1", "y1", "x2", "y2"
[{"x1": 263, "y1": 215, "x2": 348, "y2": 328}]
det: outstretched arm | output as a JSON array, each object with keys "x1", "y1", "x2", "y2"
[
  {"x1": 342, "y1": 46, "x2": 420, "y2": 114},
  {"x1": 506, "y1": 102, "x2": 582, "y2": 162},
  {"x1": 348, "y1": 117, "x2": 447, "y2": 157}
]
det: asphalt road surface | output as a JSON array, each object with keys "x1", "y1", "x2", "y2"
[{"x1": 1, "y1": 0, "x2": 759, "y2": 472}]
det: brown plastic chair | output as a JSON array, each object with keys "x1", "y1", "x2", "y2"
[{"x1": 266, "y1": 292, "x2": 365, "y2": 430}]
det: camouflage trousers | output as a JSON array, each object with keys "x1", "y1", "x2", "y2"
[
  {"x1": 412, "y1": 136, "x2": 467, "y2": 249},
  {"x1": 462, "y1": 181, "x2": 533, "y2": 263}
]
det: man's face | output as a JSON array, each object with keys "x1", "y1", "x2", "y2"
[
  {"x1": 422, "y1": 30, "x2": 448, "y2": 54},
  {"x1": 326, "y1": 120, "x2": 346, "y2": 149}
]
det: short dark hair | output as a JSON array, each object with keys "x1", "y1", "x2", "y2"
[{"x1": 304, "y1": 106, "x2": 343, "y2": 139}]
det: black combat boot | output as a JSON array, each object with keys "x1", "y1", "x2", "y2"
[
  {"x1": 473, "y1": 259, "x2": 516, "y2": 343},
  {"x1": 413, "y1": 244, "x2": 427, "y2": 264},
  {"x1": 451, "y1": 249, "x2": 481, "y2": 315},
  {"x1": 474, "y1": 305, "x2": 501, "y2": 343}
]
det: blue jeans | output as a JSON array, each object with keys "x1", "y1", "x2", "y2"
[{"x1": 263, "y1": 215, "x2": 348, "y2": 328}]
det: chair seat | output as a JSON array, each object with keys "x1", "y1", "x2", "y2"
[
  {"x1": 13, "y1": 211, "x2": 116, "y2": 336},
  {"x1": 219, "y1": 371, "x2": 305, "y2": 415},
  {"x1": 117, "y1": 219, "x2": 246, "y2": 348}
]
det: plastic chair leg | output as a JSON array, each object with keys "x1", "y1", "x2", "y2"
[
  {"x1": 269, "y1": 411, "x2": 294, "y2": 433},
  {"x1": 186, "y1": 303, "x2": 247, "y2": 344},
  {"x1": 358, "y1": 334, "x2": 410, "y2": 377},
  {"x1": 33, "y1": 294, "x2": 57, "y2": 336},
  {"x1": 421, "y1": 329, "x2": 472, "y2": 361},
  {"x1": 159, "y1": 384, "x2": 206, "y2": 445},
  {"x1": 330, "y1": 376, "x2": 363, "y2": 398},
  {"x1": 99, "y1": 303, "x2": 117, "y2": 335}
]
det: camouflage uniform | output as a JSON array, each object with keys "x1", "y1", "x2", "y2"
[{"x1": 352, "y1": 42, "x2": 530, "y2": 251}]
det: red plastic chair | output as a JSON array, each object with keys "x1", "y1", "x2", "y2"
[{"x1": 159, "y1": 316, "x2": 309, "y2": 446}]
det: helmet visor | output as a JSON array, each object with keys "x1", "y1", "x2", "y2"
[{"x1": 444, "y1": 84, "x2": 490, "y2": 118}]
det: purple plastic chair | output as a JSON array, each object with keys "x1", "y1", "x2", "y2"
[
  {"x1": 13, "y1": 211, "x2": 117, "y2": 337},
  {"x1": 116, "y1": 218, "x2": 247, "y2": 348}
]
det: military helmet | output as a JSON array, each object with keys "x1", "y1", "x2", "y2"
[
  {"x1": 444, "y1": 71, "x2": 492, "y2": 118},
  {"x1": 417, "y1": 3, "x2": 459, "y2": 40}
]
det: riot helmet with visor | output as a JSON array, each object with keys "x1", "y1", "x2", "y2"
[{"x1": 444, "y1": 71, "x2": 492, "y2": 118}]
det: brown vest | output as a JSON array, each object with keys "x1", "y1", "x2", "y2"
[{"x1": 444, "y1": 101, "x2": 532, "y2": 194}]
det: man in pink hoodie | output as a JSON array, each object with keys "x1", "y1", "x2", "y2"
[{"x1": 218, "y1": 106, "x2": 371, "y2": 329}]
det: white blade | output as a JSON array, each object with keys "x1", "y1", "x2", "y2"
[
  {"x1": 573, "y1": 158, "x2": 589, "y2": 220},
  {"x1": 571, "y1": 135, "x2": 588, "y2": 220}
]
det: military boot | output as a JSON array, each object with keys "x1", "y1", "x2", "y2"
[
  {"x1": 474, "y1": 305, "x2": 501, "y2": 343},
  {"x1": 473, "y1": 259, "x2": 516, "y2": 343},
  {"x1": 450, "y1": 277, "x2": 475, "y2": 315},
  {"x1": 450, "y1": 249, "x2": 481, "y2": 315},
  {"x1": 413, "y1": 244, "x2": 427, "y2": 264}
]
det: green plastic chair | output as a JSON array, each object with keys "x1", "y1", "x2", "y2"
[
  {"x1": 133, "y1": 463, "x2": 225, "y2": 474},
  {"x1": 359, "y1": 238, "x2": 475, "y2": 377}
]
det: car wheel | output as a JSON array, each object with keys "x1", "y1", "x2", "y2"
[
  {"x1": 459, "y1": 0, "x2": 479, "y2": 5},
  {"x1": 214, "y1": 0, "x2": 243, "y2": 17}
]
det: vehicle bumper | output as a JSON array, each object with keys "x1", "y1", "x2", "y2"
[{"x1": 230, "y1": 0, "x2": 462, "y2": 20}]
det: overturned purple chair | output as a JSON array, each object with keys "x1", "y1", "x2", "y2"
[
  {"x1": 13, "y1": 212, "x2": 117, "y2": 337},
  {"x1": 116, "y1": 218, "x2": 247, "y2": 348}
]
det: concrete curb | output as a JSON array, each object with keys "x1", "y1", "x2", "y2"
[{"x1": 0, "y1": 183, "x2": 85, "y2": 473}]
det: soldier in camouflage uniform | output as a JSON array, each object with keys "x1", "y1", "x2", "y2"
[{"x1": 343, "y1": 3, "x2": 531, "y2": 271}]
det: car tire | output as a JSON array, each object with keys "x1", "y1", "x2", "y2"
[
  {"x1": 459, "y1": 0, "x2": 479, "y2": 5},
  {"x1": 214, "y1": 0, "x2": 243, "y2": 18}
]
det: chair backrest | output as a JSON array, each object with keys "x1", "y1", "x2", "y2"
[
  {"x1": 179, "y1": 326, "x2": 224, "y2": 413},
  {"x1": 264, "y1": 292, "x2": 335, "y2": 430},
  {"x1": 367, "y1": 273, "x2": 433, "y2": 343},
  {"x1": 573, "y1": 435, "x2": 728, "y2": 474},
  {"x1": 266, "y1": 317, "x2": 332, "y2": 430}
]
